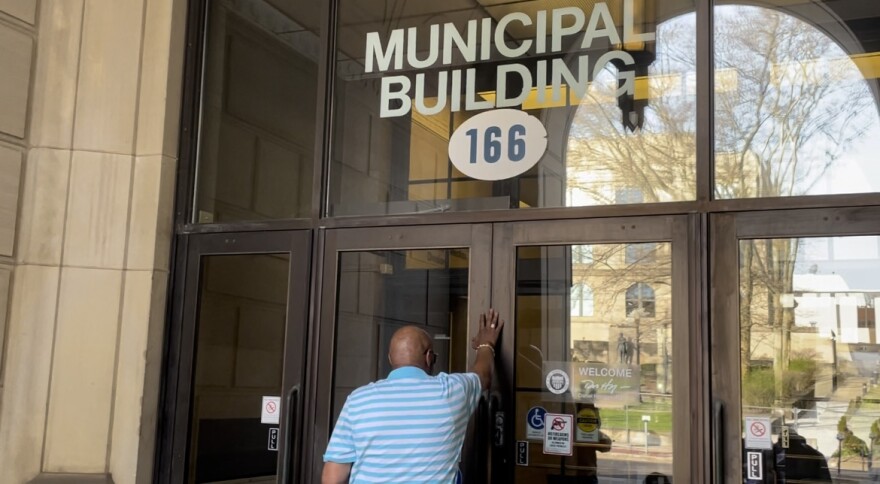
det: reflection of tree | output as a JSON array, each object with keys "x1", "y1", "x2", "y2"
[
  {"x1": 567, "y1": 6, "x2": 878, "y2": 405},
  {"x1": 714, "y1": 7, "x2": 873, "y2": 198},
  {"x1": 566, "y1": 14, "x2": 697, "y2": 205},
  {"x1": 742, "y1": 238, "x2": 801, "y2": 403}
]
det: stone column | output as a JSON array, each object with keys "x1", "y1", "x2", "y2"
[{"x1": 0, "y1": 1, "x2": 185, "y2": 483}]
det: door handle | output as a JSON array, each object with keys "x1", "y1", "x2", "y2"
[
  {"x1": 713, "y1": 400, "x2": 724, "y2": 483},
  {"x1": 280, "y1": 385, "x2": 300, "y2": 484},
  {"x1": 491, "y1": 394, "x2": 504, "y2": 448}
]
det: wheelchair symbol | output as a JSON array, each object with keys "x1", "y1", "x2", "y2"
[{"x1": 527, "y1": 406, "x2": 546, "y2": 430}]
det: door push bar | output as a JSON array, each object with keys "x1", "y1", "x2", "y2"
[
  {"x1": 713, "y1": 400, "x2": 724, "y2": 483},
  {"x1": 280, "y1": 385, "x2": 300, "y2": 484}
]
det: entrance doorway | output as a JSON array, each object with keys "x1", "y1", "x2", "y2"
[
  {"x1": 712, "y1": 207, "x2": 880, "y2": 483},
  {"x1": 157, "y1": 231, "x2": 311, "y2": 484},
  {"x1": 311, "y1": 216, "x2": 701, "y2": 482}
]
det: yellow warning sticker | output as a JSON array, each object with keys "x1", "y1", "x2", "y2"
[{"x1": 577, "y1": 407, "x2": 599, "y2": 433}]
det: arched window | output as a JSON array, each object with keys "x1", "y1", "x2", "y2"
[
  {"x1": 571, "y1": 283, "x2": 594, "y2": 317},
  {"x1": 626, "y1": 283, "x2": 655, "y2": 317}
]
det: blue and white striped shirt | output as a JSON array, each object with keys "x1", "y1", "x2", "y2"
[{"x1": 323, "y1": 367, "x2": 482, "y2": 483}]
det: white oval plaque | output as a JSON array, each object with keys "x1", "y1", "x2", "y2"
[{"x1": 448, "y1": 109, "x2": 548, "y2": 181}]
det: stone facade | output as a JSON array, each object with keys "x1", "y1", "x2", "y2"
[{"x1": 0, "y1": 1, "x2": 185, "y2": 483}]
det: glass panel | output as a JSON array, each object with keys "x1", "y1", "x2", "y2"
[
  {"x1": 715, "y1": 3, "x2": 880, "y2": 198},
  {"x1": 515, "y1": 243, "x2": 673, "y2": 482},
  {"x1": 188, "y1": 254, "x2": 290, "y2": 483},
  {"x1": 331, "y1": 249, "x2": 470, "y2": 419},
  {"x1": 194, "y1": 0, "x2": 320, "y2": 223},
  {"x1": 330, "y1": 1, "x2": 697, "y2": 216},
  {"x1": 739, "y1": 236, "x2": 880, "y2": 481}
]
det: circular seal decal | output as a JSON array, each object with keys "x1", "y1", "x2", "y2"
[
  {"x1": 448, "y1": 109, "x2": 548, "y2": 181},
  {"x1": 545, "y1": 369, "x2": 570, "y2": 395}
]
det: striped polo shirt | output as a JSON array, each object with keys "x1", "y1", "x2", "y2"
[{"x1": 323, "y1": 366, "x2": 482, "y2": 483}]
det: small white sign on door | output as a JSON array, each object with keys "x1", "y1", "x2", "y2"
[
  {"x1": 744, "y1": 417, "x2": 772, "y2": 449},
  {"x1": 261, "y1": 396, "x2": 281, "y2": 424},
  {"x1": 543, "y1": 413, "x2": 573, "y2": 456},
  {"x1": 746, "y1": 451, "x2": 763, "y2": 479}
]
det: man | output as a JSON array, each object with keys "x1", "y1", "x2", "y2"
[{"x1": 322, "y1": 309, "x2": 504, "y2": 483}]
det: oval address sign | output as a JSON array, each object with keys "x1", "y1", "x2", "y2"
[{"x1": 448, "y1": 109, "x2": 548, "y2": 181}]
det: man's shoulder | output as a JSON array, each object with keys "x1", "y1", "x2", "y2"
[
  {"x1": 435, "y1": 372, "x2": 481, "y2": 389},
  {"x1": 349, "y1": 372, "x2": 478, "y2": 395},
  {"x1": 348, "y1": 378, "x2": 389, "y2": 396}
]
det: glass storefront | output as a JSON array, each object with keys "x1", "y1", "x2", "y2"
[
  {"x1": 187, "y1": 0, "x2": 880, "y2": 220},
  {"x1": 161, "y1": 0, "x2": 880, "y2": 482}
]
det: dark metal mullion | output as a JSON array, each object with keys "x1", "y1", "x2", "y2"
[
  {"x1": 156, "y1": 0, "x2": 211, "y2": 480},
  {"x1": 314, "y1": 0, "x2": 339, "y2": 221},
  {"x1": 300, "y1": 227, "x2": 326, "y2": 482},
  {"x1": 694, "y1": 1, "x2": 715, "y2": 481},
  {"x1": 173, "y1": 0, "x2": 210, "y2": 231},
  {"x1": 171, "y1": 238, "x2": 210, "y2": 484},
  {"x1": 153, "y1": 233, "x2": 190, "y2": 484},
  {"x1": 278, "y1": 231, "x2": 312, "y2": 484},
  {"x1": 176, "y1": 192, "x2": 880, "y2": 235},
  {"x1": 696, "y1": 0, "x2": 715, "y2": 203},
  {"x1": 692, "y1": 212, "x2": 712, "y2": 484}
]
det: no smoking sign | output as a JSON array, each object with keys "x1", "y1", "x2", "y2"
[
  {"x1": 744, "y1": 417, "x2": 772, "y2": 449},
  {"x1": 261, "y1": 396, "x2": 281, "y2": 424},
  {"x1": 750, "y1": 421, "x2": 766, "y2": 437}
]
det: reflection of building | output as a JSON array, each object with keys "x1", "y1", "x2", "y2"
[
  {"x1": 748, "y1": 275, "x2": 879, "y2": 361},
  {"x1": 567, "y1": 243, "x2": 673, "y2": 393}
]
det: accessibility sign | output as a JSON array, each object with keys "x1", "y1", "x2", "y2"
[
  {"x1": 526, "y1": 406, "x2": 546, "y2": 440},
  {"x1": 543, "y1": 413, "x2": 573, "y2": 456}
]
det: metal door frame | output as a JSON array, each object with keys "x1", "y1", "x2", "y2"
[
  {"x1": 491, "y1": 214, "x2": 704, "y2": 483},
  {"x1": 156, "y1": 230, "x2": 312, "y2": 484},
  {"x1": 710, "y1": 206, "x2": 880, "y2": 483}
]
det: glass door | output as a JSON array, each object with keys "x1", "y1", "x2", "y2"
[
  {"x1": 712, "y1": 207, "x2": 880, "y2": 483},
  {"x1": 160, "y1": 231, "x2": 311, "y2": 484},
  {"x1": 307, "y1": 224, "x2": 492, "y2": 482},
  {"x1": 491, "y1": 215, "x2": 701, "y2": 483}
]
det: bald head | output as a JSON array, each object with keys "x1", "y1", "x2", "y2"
[{"x1": 388, "y1": 326, "x2": 433, "y2": 371}]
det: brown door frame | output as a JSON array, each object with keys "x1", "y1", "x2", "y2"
[
  {"x1": 305, "y1": 223, "x2": 493, "y2": 482},
  {"x1": 490, "y1": 214, "x2": 704, "y2": 483},
  {"x1": 158, "y1": 230, "x2": 312, "y2": 484},
  {"x1": 710, "y1": 206, "x2": 880, "y2": 483}
]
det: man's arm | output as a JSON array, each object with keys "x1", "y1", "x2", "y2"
[
  {"x1": 469, "y1": 309, "x2": 504, "y2": 390},
  {"x1": 321, "y1": 461, "x2": 352, "y2": 484}
]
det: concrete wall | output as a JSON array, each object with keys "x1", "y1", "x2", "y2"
[{"x1": 0, "y1": 1, "x2": 185, "y2": 483}]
